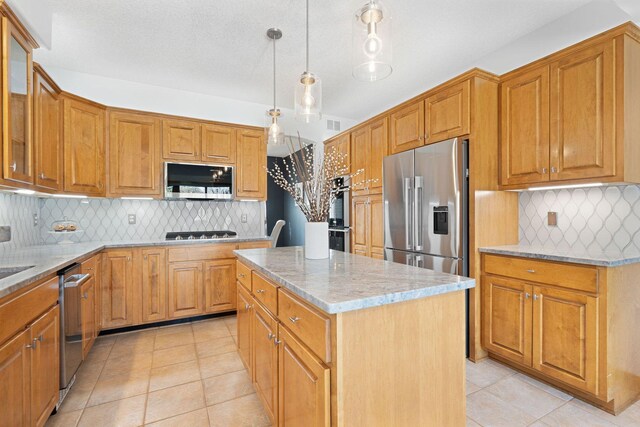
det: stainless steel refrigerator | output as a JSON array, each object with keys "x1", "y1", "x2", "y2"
[{"x1": 383, "y1": 138, "x2": 468, "y2": 276}]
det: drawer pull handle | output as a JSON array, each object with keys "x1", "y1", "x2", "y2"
[
  {"x1": 256, "y1": 289, "x2": 265, "y2": 294},
  {"x1": 525, "y1": 293, "x2": 530, "y2": 299},
  {"x1": 288, "y1": 316, "x2": 301, "y2": 323},
  {"x1": 526, "y1": 269, "x2": 535, "y2": 273},
  {"x1": 267, "y1": 333, "x2": 275, "y2": 341}
]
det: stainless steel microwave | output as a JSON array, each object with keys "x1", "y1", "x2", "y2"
[{"x1": 164, "y1": 162, "x2": 234, "y2": 200}]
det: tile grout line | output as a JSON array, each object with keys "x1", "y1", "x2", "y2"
[
  {"x1": 191, "y1": 322, "x2": 213, "y2": 427},
  {"x1": 140, "y1": 329, "x2": 157, "y2": 426}
]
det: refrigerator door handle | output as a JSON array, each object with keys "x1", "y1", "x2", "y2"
[
  {"x1": 414, "y1": 176, "x2": 424, "y2": 251},
  {"x1": 403, "y1": 177, "x2": 413, "y2": 250}
]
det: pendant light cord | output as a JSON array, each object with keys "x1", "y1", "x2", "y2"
[
  {"x1": 305, "y1": 0, "x2": 309, "y2": 73},
  {"x1": 273, "y1": 35, "x2": 276, "y2": 109}
]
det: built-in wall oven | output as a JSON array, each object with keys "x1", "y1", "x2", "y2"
[{"x1": 329, "y1": 177, "x2": 350, "y2": 252}]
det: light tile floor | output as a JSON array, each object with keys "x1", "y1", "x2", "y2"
[
  {"x1": 46, "y1": 316, "x2": 640, "y2": 427},
  {"x1": 46, "y1": 315, "x2": 270, "y2": 427}
]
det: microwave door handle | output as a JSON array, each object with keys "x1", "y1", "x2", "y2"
[
  {"x1": 414, "y1": 176, "x2": 424, "y2": 252},
  {"x1": 404, "y1": 177, "x2": 413, "y2": 250}
]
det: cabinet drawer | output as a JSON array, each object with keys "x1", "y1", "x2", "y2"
[
  {"x1": 238, "y1": 240, "x2": 271, "y2": 250},
  {"x1": 252, "y1": 272, "x2": 278, "y2": 315},
  {"x1": 483, "y1": 254, "x2": 598, "y2": 294},
  {"x1": 81, "y1": 254, "x2": 99, "y2": 276},
  {"x1": 168, "y1": 243, "x2": 238, "y2": 262},
  {"x1": 0, "y1": 276, "x2": 59, "y2": 345},
  {"x1": 278, "y1": 289, "x2": 331, "y2": 363},
  {"x1": 236, "y1": 261, "x2": 252, "y2": 291}
]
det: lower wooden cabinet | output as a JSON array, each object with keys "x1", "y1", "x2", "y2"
[
  {"x1": 80, "y1": 275, "x2": 96, "y2": 359},
  {"x1": 102, "y1": 250, "x2": 136, "y2": 329},
  {"x1": 168, "y1": 261, "x2": 204, "y2": 318},
  {"x1": 0, "y1": 304, "x2": 59, "y2": 427},
  {"x1": 204, "y1": 259, "x2": 236, "y2": 313},
  {"x1": 351, "y1": 194, "x2": 384, "y2": 259},
  {"x1": 278, "y1": 325, "x2": 330, "y2": 427},
  {"x1": 141, "y1": 248, "x2": 167, "y2": 323},
  {"x1": 252, "y1": 302, "x2": 278, "y2": 424},
  {"x1": 237, "y1": 284, "x2": 253, "y2": 372}
]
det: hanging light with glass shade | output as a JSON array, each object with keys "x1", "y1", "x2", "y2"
[
  {"x1": 353, "y1": 0, "x2": 392, "y2": 82},
  {"x1": 295, "y1": 0, "x2": 322, "y2": 122},
  {"x1": 265, "y1": 28, "x2": 285, "y2": 145}
]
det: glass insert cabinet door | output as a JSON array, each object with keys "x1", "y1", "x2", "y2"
[{"x1": 3, "y1": 17, "x2": 34, "y2": 184}]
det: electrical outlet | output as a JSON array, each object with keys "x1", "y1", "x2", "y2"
[
  {"x1": 241, "y1": 214, "x2": 248, "y2": 223},
  {"x1": 548, "y1": 212, "x2": 558, "y2": 226},
  {"x1": 128, "y1": 214, "x2": 136, "y2": 225},
  {"x1": 33, "y1": 213, "x2": 38, "y2": 227}
]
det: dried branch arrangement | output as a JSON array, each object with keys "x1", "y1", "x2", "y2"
[{"x1": 265, "y1": 134, "x2": 374, "y2": 222}]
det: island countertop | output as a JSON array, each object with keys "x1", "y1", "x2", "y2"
[{"x1": 233, "y1": 246, "x2": 475, "y2": 314}]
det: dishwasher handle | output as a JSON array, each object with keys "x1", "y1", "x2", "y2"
[{"x1": 63, "y1": 273, "x2": 91, "y2": 289}]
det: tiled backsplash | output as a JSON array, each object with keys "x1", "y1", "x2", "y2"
[
  {"x1": 0, "y1": 194, "x2": 265, "y2": 250},
  {"x1": 519, "y1": 185, "x2": 640, "y2": 253},
  {"x1": 0, "y1": 193, "x2": 40, "y2": 254}
]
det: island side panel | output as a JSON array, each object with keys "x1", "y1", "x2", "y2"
[{"x1": 333, "y1": 290, "x2": 466, "y2": 426}]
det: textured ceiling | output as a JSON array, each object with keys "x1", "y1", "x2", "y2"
[{"x1": 36, "y1": 0, "x2": 594, "y2": 121}]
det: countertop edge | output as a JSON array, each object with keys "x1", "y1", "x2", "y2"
[{"x1": 478, "y1": 247, "x2": 640, "y2": 267}]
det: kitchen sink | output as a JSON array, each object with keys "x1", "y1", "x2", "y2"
[{"x1": 0, "y1": 266, "x2": 35, "y2": 280}]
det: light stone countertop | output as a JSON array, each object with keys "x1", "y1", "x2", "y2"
[
  {"x1": 0, "y1": 236, "x2": 271, "y2": 299},
  {"x1": 234, "y1": 246, "x2": 475, "y2": 314},
  {"x1": 479, "y1": 245, "x2": 640, "y2": 267}
]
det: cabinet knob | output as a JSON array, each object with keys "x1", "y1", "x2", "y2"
[
  {"x1": 127, "y1": 257, "x2": 131, "y2": 261},
  {"x1": 533, "y1": 294, "x2": 539, "y2": 301},
  {"x1": 274, "y1": 339, "x2": 282, "y2": 346},
  {"x1": 244, "y1": 303, "x2": 251, "y2": 311},
  {"x1": 267, "y1": 333, "x2": 275, "y2": 341},
  {"x1": 541, "y1": 168, "x2": 548, "y2": 174},
  {"x1": 239, "y1": 273, "x2": 246, "y2": 278},
  {"x1": 10, "y1": 162, "x2": 16, "y2": 172},
  {"x1": 525, "y1": 293, "x2": 531, "y2": 299},
  {"x1": 26, "y1": 338, "x2": 38, "y2": 350},
  {"x1": 144, "y1": 255, "x2": 148, "y2": 260},
  {"x1": 82, "y1": 292, "x2": 88, "y2": 299},
  {"x1": 526, "y1": 269, "x2": 535, "y2": 273},
  {"x1": 288, "y1": 316, "x2": 301, "y2": 324},
  {"x1": 256, "y1": 289, "x2": 265, "y2": 294},
  {"x1": 551, "y1": 166, "x2": 557, "y2": 173},
  {"x1": 39, "y1": 172, "x2": 46, "y2": 179}
]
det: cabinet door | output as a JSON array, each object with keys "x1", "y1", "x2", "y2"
[
  {"x1": 168, "y1": 261, "x2": 203, "y2": 318},
  {"x1": 278, "y1": 325, "x2": 330, "y2": 427},
  {"x1": 325, "y1": 133, "x2": 350, "y2": 174},
  {"x1": 162, "y1": 119, "x2": 201, "y2": 161},
  {"x1": 204, "y1": 259, "x2": 236, "y2": 313},
  {"x1": 425, "y1": 80, "x2": 470, "y2": 144},
  {"x1": 351, "y1": 195, "x2": 369, "y2": 256},
  {"x1": 30, "y1": 305, "x2": 59, "y2": 427},
  {"x1": 237, "y1": 285, "x2": 253, "y2": 372},
  {"x1": 500, "y1": 66, "x2": 550, "y2": 186},
  {"x1": 0, "y1": 329, "x2": 30, "y2": 427},
  {"x1": 109, "y1": 112, "x2": 162, "y2": 197},
  {"x1": 63, "y1": 98, "x2": 106, "y2": 195},
  {"x1": 369, "y1": 118, "x2": 387, "y2": 194},
  {"x1": 3, "y1": 19, "x2": 34, "y2": 185},
  {"x1": 80, "y1": 276, "x2": 96, "y2": 358},
  {"x1": 350, "y1": 126, "x2": 370, "y2": 195},
  {"x1": 201, "y1": 124, "x2": 236, "y2": 164},
  {"x1": 95, "y1": 256, "x2": 102, "y2": 333},
  {"x1": 532, "y1": 285, "x2": 598, "y2": 394},
  {"x1": 550, "y1": 41, "x2": 615, "y2": 181},
  {"x1": 141, "y1": 248, "x2": 167, "y2": 323},
  {"x1": 236, "y1": 129, "x2": 267, "y2": 200},
  {"x1": 253, "y1": 302, "x2": 278, "y2": 425},
  {"x1": 34, "y1": 68, "x2": 62, "y2": 191},
  {"x1": 389, "y1": 101, "x2": 424, "y2": 154},
  {"x1": 102, "y1": 250, "x2": 135, "y2": 329},
  {"x1": 369, "y1": 194, "x2": 385, "y2": 259},
  {"x1": 482, "y1": 275, "x2": 532, "y2": 367}
]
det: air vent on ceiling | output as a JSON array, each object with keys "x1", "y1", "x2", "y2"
[{"x1": 326, "y1": 119, "x2": 341, "y2": 131}]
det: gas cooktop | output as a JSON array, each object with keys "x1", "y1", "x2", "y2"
[{"x1": 165, "y1": 230, "x2": 238, "y2": 241}]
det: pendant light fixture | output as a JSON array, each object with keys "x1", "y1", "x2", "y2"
[
  {"x1": 352, "y1": 0, "x2": 392, "y2": 82},
  {"x1": 266, "y1": 28, "x2": 284, "y2": 145},
  {"x1": 295, "y1": 0, "x2": 322, "y2": 122}
]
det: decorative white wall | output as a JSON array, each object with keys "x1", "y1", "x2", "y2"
[{"x1": 519, "y1": 185, "x2": 640, "y2": 253}]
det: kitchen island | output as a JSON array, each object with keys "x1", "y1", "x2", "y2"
[{"x1": 234, "y1": 246, "x2": 475, "y2": 426}]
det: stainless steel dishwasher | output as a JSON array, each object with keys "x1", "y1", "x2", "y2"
[{"x1": 57, "y1": 263, "x2": 90, "y2": 405}]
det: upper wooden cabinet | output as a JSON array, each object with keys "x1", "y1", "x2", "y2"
[
  {"x1": 236, "y1": 128, "x2": 267, "y2": 200},
  {"x1": 368, "y1": 118, "x2": 387, "y2": 194},
  {"x1": 108, "y1": 111, "x2": 162, "y2": 197},
  {"x1": 2, "y1": 15, "x2": 35, "y2": 186},
  {"x1": 350, "y1": 126, "x2": 369, "y2": 195},
  {"x1": 425, "y1": 80, "x2": 470, "y2": 144},
  {"x1": 33, "y1": 65, "x2": 62, "y2": 192},
  {"x1": 63, "y1": 97, "x2": 106, "y2": 196},
  {"x1": 350, "y1": 117, "x2": 387, "y2": 195},
  {"x1": 324, "y1": 133, "x2": 351, "y2": 174},
  {"x1": 500, "y1": 26, "x2": 640, "y2": 189},
  {"x1": 201, "y1": 124, "x2": 236, "y2": 164},
  {"x1": 162, "y1": 119, "x2": 200, "y2": 161},
  {"x1": 389, "y1": 100, "x2": 425, "y2": 154}
]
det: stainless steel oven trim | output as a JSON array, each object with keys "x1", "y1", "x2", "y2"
[{"x1": 164, "y1": 161, "x2": 235, "y2": 200}]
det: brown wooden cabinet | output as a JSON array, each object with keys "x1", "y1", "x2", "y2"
[
  {"x1": 0, "y1": 329, "x2": 31, "y2": 426},
  {"x1": 81, "y1": 254, "x2": 102, "y2": 335},
  {"x1": 368, "y1": 118, "x2": 387, "y2": 194},
  {"x1": 162, "y1": 119, "x2": 200, "y2": 161},
  {"x1": 141, "y1": 248, "x2": 167, "y2": 323},
  {"x1": 201, "y1": 124, "x2": 236, "y2": 164},
  {"x1": 108, "y1": 111, "x2": 162, "y2": 197},
  {"x1": 33, "y1": 65, "x2": 62, "y2": 192},
  {"x1": 63, "y1": 97, "x2": 106, "y2": 196},
  {"x1": 350, "y1": 126, "x2": 369, "y2": 195},
  {"x1": 389, "y1": 100, "x2": 424, "y2": 154},
  {"x1": 237, "y1": 284, "x2": 253, "y2": 372},
  {"x1": 2, "y1": 15, "x2": 35, "y2": 186},
  {"x1": 351, "y1": 194, "x2": 383, "y2": 259},
  {"x1": 102, "y1": 250, "x2": 135, "y2": 329},
  {"x1": 236, "y1": 129, "x2": 267, "y2": 200},
  {"x1": 323, "y1": 133, "x2": 350, "y2": 174},
  {"x1": 204, "y1": 259, "x2": 236, "y2": 313},
  {"x1": 278, "y1": 325, "x2": 330, "y2": 427},
  {"x1": 425, "y1": 80, "x2": 470, "y2": 144},
  {"x1": 253, "y1": 301, "x2": 278, "y2": 425},
  {"x1": 168, "y1": 261, "x2": 204, "y2": 318},
  {"x1": 80, "y1": 275, "x2": 96, "y2": 359},
  {"x1": 29, "y1": 305, "x2": 59, "y2": 427}
]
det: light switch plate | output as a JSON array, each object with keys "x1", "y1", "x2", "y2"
[
  {"x1": 128, "y1": 214, "x2": 136, "y2": 224},
  {"x1": 548, "y1": 212, "x2": 558, "y2": 226},
  {"x1": 241, "y1": 214, "x2": 247, "y2": 223}
]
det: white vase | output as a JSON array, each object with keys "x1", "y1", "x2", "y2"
[{"x1": 304, "y1": 222, "x2": 329, "y2": 259}]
